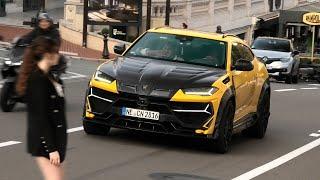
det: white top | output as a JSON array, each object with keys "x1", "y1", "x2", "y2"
[{"x1": 51, "y1": 80, "x2": 64, "y2": 97}]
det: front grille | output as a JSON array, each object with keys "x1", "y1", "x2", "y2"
[
  {"x1": 87, "y1": 87, "x2": 116, "y2": 114},
  {"x1": 268, "y1": 68, "x2": 287, "y2": 73},
  {"x1": 88, "y1": 89, "x2": 214, "y2": 129},
  {"x1": 113, "y1": 119, "x2": 168, "y2": 133},
  {"x1": 88, "y1": 96, "x2": 112, "y2": 114},
  {"x1": 265, "y1": 58, "x2": 281, "y2": 64}
]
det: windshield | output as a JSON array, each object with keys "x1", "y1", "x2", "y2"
[
  {"x1": 124, "y1": 32, "x2": 227, "y2": 69},
  {"x1": 251, "y1": 38, "x2": 291, "y2": 52}
]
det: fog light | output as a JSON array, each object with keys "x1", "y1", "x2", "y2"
[
  {"x1": 85, "y1": 111, "x2": 95, "y2": 119},
  {"x1": 195, "y1": 129, "x2": 204, "y2": 134}
]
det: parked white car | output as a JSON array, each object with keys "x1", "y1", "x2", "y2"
[{"x1": 251, "y1": 37, "x2": 300, "y2": 84}]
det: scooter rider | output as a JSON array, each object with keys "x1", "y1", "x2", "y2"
[
  {"x1": 22, "y1": 12, "x2": 61, "y2": 46},
  {"x1": 22, "y1": 12, "x2": 66, "y2": 78}
]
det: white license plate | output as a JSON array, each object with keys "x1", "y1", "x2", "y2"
[{"x1": 121, "y1": 107, "x2": 160, "y2": 120}]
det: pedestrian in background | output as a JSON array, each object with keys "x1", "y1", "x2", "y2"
[
  {"x1": 216, "y1": 25, "x2": 223, "y2": 34},
  {"x1": 16, "y1": 36, "x2": 67, "y2": 180},
  {"x1": 182, "y1": 23, "x2": 188, "y2": 29}
]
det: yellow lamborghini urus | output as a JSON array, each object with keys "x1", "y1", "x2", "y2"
[{"x1": 82, "y1": 27, "x2": 270, "y2": 153}]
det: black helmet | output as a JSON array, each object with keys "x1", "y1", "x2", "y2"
[{"x1": 37, "y1": 12, "x2": 53, "y2": 23}]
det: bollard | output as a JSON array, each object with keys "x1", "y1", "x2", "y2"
[
  {"x1": 0, "y1": 0, "x2": 6, "y2": 17},
  {"x1": 102, "y1": 33, "x2": 110, "y2": 59}
]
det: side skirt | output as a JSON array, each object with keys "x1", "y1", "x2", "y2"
[{"x1": 232, "y1": 113, "x2": 257, "y2": 134}]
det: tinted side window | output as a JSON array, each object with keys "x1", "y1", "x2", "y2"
[
  {"x1": 232, "y1": 43, "x2": 242, "y2": 65},
  {"x1": 241, "y1": 45, "x2": 254, "y2": 61},
  {"x1": 232, "y1": 43, "x2": 254, "y2": 66}
]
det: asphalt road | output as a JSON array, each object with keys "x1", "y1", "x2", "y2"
[{"x1": 0, "y1": 48, "x2": 320, "y2": 180}]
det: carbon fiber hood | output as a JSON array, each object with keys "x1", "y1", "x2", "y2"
[{"x1": 99, "y1": 56, "x2": 226, "y2": 97}]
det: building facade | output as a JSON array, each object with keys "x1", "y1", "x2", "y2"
[
  {"x1": 8, "y1": 0, "x2": 65, "y2": 12},
  {"x1": 141, "y1": 0, "x2": 314, "y2": 43},
  {"x1": 60, "y1": 0, "x2": 318, "y2": 52}
]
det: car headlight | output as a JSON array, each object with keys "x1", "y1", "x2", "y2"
[
  {"x1": 94, "y1": 71, "x2": 114, "y2": 84},
  {"x1": 4, "y1": 60, "x2": 12, "y2": 65},
  {"x1": 182, "y1": 87, "x2": 218, "y2": 96},
  {"x1": 280, "y1": 57, "x2": 291, "y2": 63}
]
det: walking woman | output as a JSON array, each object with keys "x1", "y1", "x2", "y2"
[{"x1": 16, "y1": 36, "x2": 67, "y2": 180}]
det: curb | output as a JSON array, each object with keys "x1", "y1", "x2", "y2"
[{"x1": 67, "y1": 55, "x2": 112, "y2": 62}]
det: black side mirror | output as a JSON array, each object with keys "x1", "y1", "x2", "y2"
[
  {"x1": 293, "y1": 50, "x2": 299, "y2": 56},
  {"x1": 113, "y1": 44, "x2": 126, "y2": 55},
  {"x1": 234, "y1": 59, "x2": 254, "y2": 71}
]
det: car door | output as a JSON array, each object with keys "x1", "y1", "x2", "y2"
[
  {"x1": 231, "y1": 42, "x2": 256, "y2": 120},
  {"x1": 240, "y1": 44, "x2": 257, "y2": 109}
]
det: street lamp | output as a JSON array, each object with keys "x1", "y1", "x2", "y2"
[
  {"x1": 0, "y1": 0, "x2": 6, "y2": 17},
  {"x1": 165, "y1": 0, "x2": 170, "y2": 26},
  {"x1": 146, "y1": 0, "x2": 151, "y2": 30}
]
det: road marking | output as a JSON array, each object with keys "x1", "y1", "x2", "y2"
[
  {"x1": 67, "y1": 126, "x2": 84, "y2": 133},
  {"x1": 274, "y1": 89, "x2": 297, "y2": 92},
  {"x1": 0, "y1": 141, "x2": 22, "y2": 148},
  {"x1": 232, "y1": 137, "x2": 320, "y2": 180},
  {"x1": 0, "y1": 48, "x2": 9, "y2": 51},
  {"x1": 300, "y1": 87, "x2": 319, "y2": 90},
  {"x1": 66, "y1": 71, "x2": 87, "y2": 77},
  {"x1": 61, "y1": 71, "x2": 87, "y2": 80},
  {"x1": 310, "y1": 133, "x2": 320, "y2": 137},
  {"x1": 0, "y1": 127, "x2": 83, "y2": 149},
  {"x1": 61, "y1": 76, "x2": 85, "y2": 80},
  {"x1": 308, "y1": 84, "x2": 320, "y2": 86}
]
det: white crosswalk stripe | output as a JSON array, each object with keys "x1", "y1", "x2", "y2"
[
  {"x1": 308, "y1": 84, "x2": 320, "y2": 86},
  {"x1": 309, "y1": 133, "x2": 320, "y2": 137},
  {"x1": 300, "y1": 87, "x2": 319, "y2": 90},
  {"x1": 274, "y1": 89, "x2": 297, "y2": 92}
]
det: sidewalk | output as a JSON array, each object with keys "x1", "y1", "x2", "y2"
[{"x1": 0, "y1": 8, "x2": 114, "y2": 60}]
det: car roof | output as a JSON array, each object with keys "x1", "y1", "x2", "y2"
[
  {"x1": 148, "y1": 27, "x2": 247, "y2": 45},
  {"x1": 255, "y1": 36, "x2": 291, "y2": 42}
]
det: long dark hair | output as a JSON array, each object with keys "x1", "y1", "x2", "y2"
[{"x1": 16, "y1": 36, "x2": 59, "y2": 96}]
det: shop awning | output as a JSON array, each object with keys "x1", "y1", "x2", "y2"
[
  {"x1": 258, "y1": 11, "x2": 279, "y2": 22},
  {"x1": 286, "y1": 2, "x2": 320, "y2": 12}
]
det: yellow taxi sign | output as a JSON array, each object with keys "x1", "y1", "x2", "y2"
[{"x1": 303, "y1": 12, "x2": 320, "y2": 25}]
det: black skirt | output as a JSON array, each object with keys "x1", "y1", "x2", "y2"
[{"x1": 31, "y1": 147, "x2": 66, "y2": 163}]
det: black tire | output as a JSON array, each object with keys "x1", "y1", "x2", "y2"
[
  {"x1": 292, "y1": 74, "x2": 298, "y2": 84},
  {"x1": 274, "y1": 76, "x2": 282, "y2": 81},
  {"x1": 0, "y1": 82, "x2": 16, "y2": 112},
  {"x1": 212, "y1": 101, "x2": 235, "y2": 154},
  {"x1": 285, "y1": 75, "x2": 292, "y2": 84},
  {"x1": 247, "y1": 91, "x2": 270, "y2": 139},
  {"x1": 83, "y1": 121, "x2": 111, "y2": 136}
]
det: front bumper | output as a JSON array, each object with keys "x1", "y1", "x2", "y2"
[
  {"x1": 83, "y1": 87, "x2": 215, "y2": 137},
  {"x1": 266, "y1": 61, "x2": 293, "y2": 76}
]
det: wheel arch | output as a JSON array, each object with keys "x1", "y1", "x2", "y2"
[{"x1": 212, "y1": 86, "x2": 235, "y2": 139}]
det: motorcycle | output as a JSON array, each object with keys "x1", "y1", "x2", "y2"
[
  {"x1": 299, "y1": 57, "x2": 320, "y2": 83},
  {"x1": 0, "y1": 37, "x2": 68, "y2": 112}
]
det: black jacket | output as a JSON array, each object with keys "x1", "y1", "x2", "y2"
[
  {"x1": 22, "y1": 27, "x2": 61, "y2": 46},
  {"x1": 26, "y1": 69, "x2": 67, "y2": 161}
]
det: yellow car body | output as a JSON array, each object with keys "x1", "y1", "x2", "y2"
[{"x1": 83, "y1": 27, "x2": 270, "y2": 153}]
